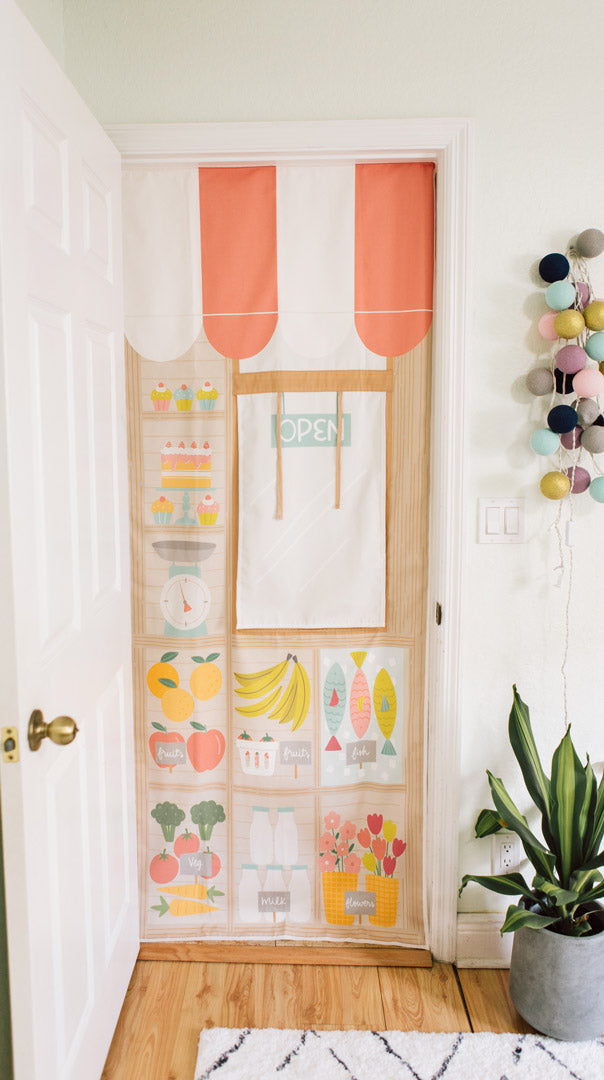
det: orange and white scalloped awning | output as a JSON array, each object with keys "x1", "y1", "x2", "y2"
[{"x1": 123, "y1": 162, "x2": 434, "y2": 366}]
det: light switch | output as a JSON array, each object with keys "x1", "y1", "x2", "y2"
[{"x1": 478, "y1": 498, "x2": 525, "y2": 543}]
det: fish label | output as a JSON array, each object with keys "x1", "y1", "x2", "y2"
[
  {"x1": 346, "y1": 740, "x2": 376, "y2": 765},
  {"x1": 258, "y1": 891, "x2": 291, "y2": 912},
  {"x1": 155, "y1": 742, "x2": 187, "y2": 766},
  {"x1": 345, "y1": 891, "x2": 376, "y2": 914},
  {"x1": 280, "y1": 740, "x2": 312, "y2": 766},
  {"x1": 179, "y1": 852, "x2": 214, "y2": 876},
  {"x1": 271, "y1": 413, "x2": 351, "y2": 448}
]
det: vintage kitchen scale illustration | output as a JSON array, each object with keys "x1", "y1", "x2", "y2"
[{"x1": 153, "y1": 539, "x2": 215, "y2": 637}]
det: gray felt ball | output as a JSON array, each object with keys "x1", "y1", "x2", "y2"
[
  {"x1": 580, "y1": 424, "x2": 604, "y2": 454},
  {"x1": 576, "y1": 228, "x2": 604, "y2": 258},
  {"x1": 526, "y1": 367, "x2": 554, "y2": 396},
  {"x1": 577, "y1": 397, "x2": 601, "y2": 427}
]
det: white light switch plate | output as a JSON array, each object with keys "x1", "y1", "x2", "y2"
[{"x1": 478, "y1": 498, "x2": 525, "y2": 543}]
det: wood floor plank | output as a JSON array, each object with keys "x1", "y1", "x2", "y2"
[
  {"x1": 138, "y1": 942, "x2": 431, "y2": 966},
  {"x1": 379, "y1": 963, "x2": 471, "y2": 1032},
  {"x1": 335, "y1": 966, "x2": 386, "y2": 1029},
  {"x1": 458, "y1": 969, "x2": 534, "y2": 1034},
  {"x1": 102, "y1": 961, "x2": 189, "y2": 1080}
]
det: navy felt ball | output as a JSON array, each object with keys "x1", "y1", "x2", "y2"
[
  {"x1": 539, "y1": 252, "x2": 570, "y2": 283},
  {"x1": 548, "y1": 404, "x2": 579, "y2": 433},
  {"x1": 554, "y1": 369, "x2": 574, "y2": 395}
]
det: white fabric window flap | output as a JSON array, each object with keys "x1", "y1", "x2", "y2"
[{"x1": 237, "y1": 391, "x2": 386, "y2": 629}]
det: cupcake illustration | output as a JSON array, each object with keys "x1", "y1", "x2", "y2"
[
  {"x1": 150, "y1": 382, "x2": 172, "y2": 411},
  {"x1": 151, "y1": 496, "x2": 174, "y2": 524},
  {"x1": 174, "y1": 384, "x2": 194, "y2": 411},
  {"x1": 197, "y1": 493, "x2": 220, "y2": 525},
  {"x1": 197, "y1": 380, "x2": 219, "y2": 410}
]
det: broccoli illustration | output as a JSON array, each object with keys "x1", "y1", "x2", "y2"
[
  {"x1": 190, "y1": 800, "x2": 226, "y2": 842},
  {"x1": 150, "y1": 801, "x2": 186, "y2": 843}
]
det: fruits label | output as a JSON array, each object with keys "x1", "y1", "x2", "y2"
[
  {"x1": 346, "y1": 739, "x2": 376, "y2": 765},
  {"x1": 279, "y1": 740, "x2": 312, "y2": 766},
  {"x1": 258, "y1": 890, "x2": 291, "y2": 913},
  {"x1": 156, "y1": 743, "x2": 187, "y2": 767},
  {"x1": 179, "y1": 852, "x2": 214, "y2": 877},
  {"x1": 345, "y1": 891, "x2": 376, "y2": 915}
]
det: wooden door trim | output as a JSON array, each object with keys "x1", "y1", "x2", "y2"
[
  {"x1": 109, "y1": 118, "x2": 471, "y2": 962},
  {"x1": 138, "y1": 942, "x2": 432, "y2": 967}
]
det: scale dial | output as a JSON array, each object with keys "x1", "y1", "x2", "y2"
[{"x1": 159, "y1": 573, "x2": 211, "y2": 631}]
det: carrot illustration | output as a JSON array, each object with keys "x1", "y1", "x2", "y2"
[
  {"x1": 151, "y1": 895, "x2": 219, "y2": 917},
  {"x1": 158, "y1": 883, "x2": 223, "y2": 901}
]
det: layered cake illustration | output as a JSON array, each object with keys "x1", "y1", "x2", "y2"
[{"x1": 161, "y1": 440, "x2": 212, "y2": 489}]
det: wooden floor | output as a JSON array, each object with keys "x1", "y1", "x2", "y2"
[{"x1": 101, "y1": 961, "x2": 533, "y2": 1079}]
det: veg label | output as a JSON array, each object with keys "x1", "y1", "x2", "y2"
[{"x1": 180, "y1": 852, "x2": 215, "y2": 877}]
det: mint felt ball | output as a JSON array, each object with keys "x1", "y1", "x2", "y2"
[
  {"x1": 548, "y1": 405, "x2": 578, "y2": 433},
  {"x1": 589, "y1": 476, "x2": 604, "y2": 501},
  {"x1": 530, "y1": 428, "x2": 560, "y2": 455},
  {"x1": 556, "y1": 345, "x2": 587, "y2": 374},
  {"x1": 586, "y1": 333, "x2": 604, "y2": 362},
  {"x1": 539, "y1": 252, "x2": 570, "y2": 283},
  {"x1": 546, "y1": 281, "x2": 576, "y2": 310}
]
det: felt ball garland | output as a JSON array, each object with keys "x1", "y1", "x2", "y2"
[{"x1": 528, "y1": 229, "x2": 604, "y2": 506}]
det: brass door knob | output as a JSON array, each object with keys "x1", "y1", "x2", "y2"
[{"x1": 28, "y1": 709, "x2": 79, "y2": 752}]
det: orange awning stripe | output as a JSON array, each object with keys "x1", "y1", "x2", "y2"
[
  {"x1": 199, "y1": 166, "x2": 278, "y2": 359},
  {"x1": 354, "y1": 162, "x2": 435, "y2": 357}
]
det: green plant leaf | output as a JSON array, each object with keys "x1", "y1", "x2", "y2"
[
  {"x1": 582, "y1": 851, "x2": 604, "y2": 872},
  {"x1": 459, "y1": 872, "x2": 534, "y2": 900},
  {"x1": 508, "y1": 686, "x2": 551, "y2": 817},
  {"x1": 575, "y1": 879, "x2": 604, "y2": 906},
  {"x1": 550, "y1": 728, "x2": 587, "y2": 886},
  {"x1": 161, "y1": 652, "x2": 178, "y2": 662},
  {"x1": 586, "y1": 771, "x2": 604, "y2": 860},
  {"x1": 532, "y1": 875, "x2": 579, "y2": 906},
  {"x1": 151, "y1": 896, "x2": 170, "y2": 917},
  {"x1": 486, "y1": 772, "x2": 556, "y2": 881},
  {"x1": 569, "y1": 868, "x2": 603, "y2": 895},
  {"x1": 500, "y1": 904, "x2": 560, "y2": 935},
  {"x1": 474, "y1": 809, "x2": 504, "y2": 838},
  {"x1": 579, "y1": 759, "x2": 598, "y2": 860},
  {"x1": 159, "y1": 678, "x2": 177, "y2": 689}
]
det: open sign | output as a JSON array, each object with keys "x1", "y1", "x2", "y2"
[{"x1": 271, "y1": 412, "x2": 351, "y2": 448}]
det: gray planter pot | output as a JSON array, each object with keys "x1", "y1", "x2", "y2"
[{"x1": 510, "y1": 924, "x2": 604, "y2": 1040}]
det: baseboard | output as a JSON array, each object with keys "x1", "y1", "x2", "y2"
[
  {"x1": 138, "y1": 941, "x2": 432, "y2": 967},
  {"x1": 455, "y1": 913, "x2": 512, "y2": 968}
]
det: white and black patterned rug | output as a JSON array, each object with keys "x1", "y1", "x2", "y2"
[{"x1": 195, "y1": 1028, "x2": 604, "y2": 1080}]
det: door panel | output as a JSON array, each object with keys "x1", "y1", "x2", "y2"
[{"x1": 0, "y1": 4, "x2": 138, "y2": 1078}]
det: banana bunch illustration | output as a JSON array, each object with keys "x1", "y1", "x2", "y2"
[{"x1": 234, "y1": 654, "x2": 310, "y2": 732}]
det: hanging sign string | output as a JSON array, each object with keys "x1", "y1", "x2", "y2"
[
  {"x1": 335, "y1": 390, "x2": 343, "y2": 510},
  {"x1": 275, "y1": 392, "x2": 283, "y2": 520}
]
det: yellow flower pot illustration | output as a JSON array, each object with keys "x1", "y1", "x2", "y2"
[
  {"x1": 321, "y1": 872, "x2": 358, "y2": 925},
  {"x1": 365, "y1": 874, "x2": 399, "y2": 927}
]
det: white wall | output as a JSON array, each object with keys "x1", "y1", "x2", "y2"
[
  {"x1": 24, "y1": 0, "x2": 604, "y2": 934},
  {"x1": 16, "y1": 0, "x2": 64, "y2": 65}
]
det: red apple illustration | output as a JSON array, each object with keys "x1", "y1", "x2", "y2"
[
  {"x1": 186, "y1": 722, "x2": 226, "y2": 773},
  {"x1": 148, "y1": 722, "x2": 185, "y2": 771}
]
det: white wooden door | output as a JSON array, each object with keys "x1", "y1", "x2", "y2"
[{"x1": 0, "y1": 3, "x2": 138, "y2": 1078}]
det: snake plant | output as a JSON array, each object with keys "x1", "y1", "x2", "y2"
[{"x1": 459, "y1": 686, "x2": 604, "y2": 936}]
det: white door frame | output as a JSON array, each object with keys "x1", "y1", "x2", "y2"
[{"x1": 106, "y1": 118, "x2": 471, "y2": 961}]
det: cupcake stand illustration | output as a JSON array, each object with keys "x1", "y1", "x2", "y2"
[
  {"x1": 239, "y1": 807, "x2": 311, "y2": 925},
  {"x1": 153, "y1": 539, "x2": 215, "y2": 638},
  {"x1": 153, "y1": 439, "x2": 219, "y2": 527}
]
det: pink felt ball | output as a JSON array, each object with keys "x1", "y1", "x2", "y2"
[
  {"x1": 555, "y1": 345, "x2": 587, "y2": 374},
  {"x1": 564, "y1": 465, "x2": 591, "y2": 493},
  {"x1": 576, "y1": 282, "x2": 591, "y2": 308},
  {"x1": 561, "y1": 426, "x2": 583, "y2": 449},
  {"x1": 538, "y1": 312, "x2": 558, "y2": 341},
  {"x1": 572, "y1": 367, "x2": 604, "y2": 397}
]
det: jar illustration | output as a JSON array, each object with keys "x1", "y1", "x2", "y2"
[
  {"x1": 274, "y1": 807, "x2": 298, "y2": 865},
  {"x1": 289, "y1": 865, "x2": 311, "y2": 923},
  {"x1": 263, "y1": 864, "x2": 287, "y2": 923},
  {"x1": 250, "y1": 806, "x2": 273, "y2": 865},
  {"x1": 239, "y1": 864, "x2": 261, "y2": 923}
]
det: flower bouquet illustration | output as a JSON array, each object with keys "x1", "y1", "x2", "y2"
[
  {"x1": 317, "y1": 812, "x2": 362, "y2": 926},
  {"x1": 358, "y1": 814, "x2": 406, "y2": 927}
]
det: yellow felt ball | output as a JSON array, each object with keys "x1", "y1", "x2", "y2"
[
  {"x1": 584, "y1": 301, "x2": 604, "y2": 331},
  {"x1": 553, "y1": 309, "x2": 585, "y2": 339},
  {"x1": 540, "y1": 471, "x2": 571, "y2": 500}
]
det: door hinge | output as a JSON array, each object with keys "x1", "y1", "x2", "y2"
[
  {"x1": 435, "y1": 602, "x2": 443, "y2": 626},
  {"x1": 2, "y1": 726, "x2": 19, "y2": 763}
]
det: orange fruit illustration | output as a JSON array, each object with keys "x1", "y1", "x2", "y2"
[
  {"x1": 161, "y1": 687, "x2": 195, "y2": 723},
  {"x1": 147, "y1": 653, "x2": 180, "y2": 698},
  {"x1": 190, "y1": 653, "x2": 222, "y2": 701}
]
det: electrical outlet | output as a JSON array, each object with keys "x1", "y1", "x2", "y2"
[{"x1": 491, "y1": 831, "x2": 522, "y2": 875}]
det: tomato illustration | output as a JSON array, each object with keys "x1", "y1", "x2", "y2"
[
  {"x1": 149, "y1": 849, "x2": 179, "y2": 884},
  {"x1": 200, "y1": 848, "x2": 221, "y2": 879},
  {"x1": 186, "y1": 722, "x2": 226, "y2": 773},
  {"x1": 148, "y1": 722, "x2": 185, "y2": 771},
  {"x1": 174, "y1": 829, "x2": 200, "y2": 857}
]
